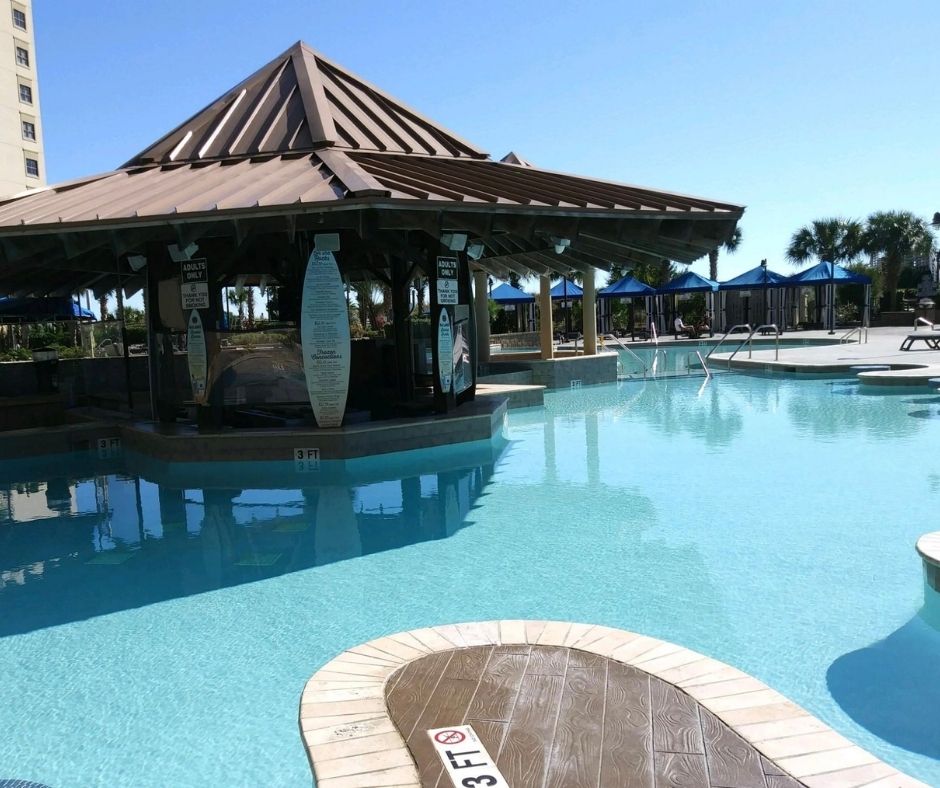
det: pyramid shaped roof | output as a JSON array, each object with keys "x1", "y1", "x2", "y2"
[
  {"x1": 658, "y1": 270, "x2": 718, "y2": 294},
  {"x1": 550, "y1": 280, "x2": 583, "y2": 300},
  {"x1": 490, "y1": 282, "x2": 534, "y2": 304},
  {"x1": 718, "y1": 263, "x2": 789, "y2": 290},
  {"x1": 124, "y1": 41, "x2": 487, "y2": 167},
  {"x1": 786, "y1": 261, "x2": 871, "y2": 285},
  {"x1": 598, "y1": 274, "x2": 656, "y2": 298}
]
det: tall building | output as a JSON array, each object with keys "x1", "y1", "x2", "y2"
[{"x1": 0, "y1": 0, "x2": 42, "y2": 196}]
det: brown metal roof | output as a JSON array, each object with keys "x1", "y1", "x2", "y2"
[
  {"x1": 0, "y1": 41, "x2": 744, "y2": 295},
  {"x1": 0, "y1": 151, "x2": 741, "y2": 230},
  {"x1": 124, "y1": 42, "x2": 486, "y2": 166}
]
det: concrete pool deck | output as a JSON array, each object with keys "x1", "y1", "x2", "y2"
[
  {"x1": 705, "y1": 327, "x2": 940, "y2": 384},
  {"x1": 298, "y1": 621, "x2": 926, "y2": 787}
]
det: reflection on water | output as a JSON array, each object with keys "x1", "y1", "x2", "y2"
[{"x1": 0, "y1": 440, "x2": 506, "y2": 637}]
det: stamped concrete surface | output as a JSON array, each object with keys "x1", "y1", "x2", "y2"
[{"x1": 298, "y1": 621, "x2": 927, "y2": 788}]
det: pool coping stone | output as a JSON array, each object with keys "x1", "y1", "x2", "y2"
[{"x1": 298, "y1": 620, "x2": 928, "y2": 788}]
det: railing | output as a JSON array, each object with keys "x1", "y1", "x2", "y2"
[
  {"x1": 650, "y1": 322, "x2": 659, "y2": 345},
  {"x1": 696, "y1": 350, "x2": 712, "y2": 379},
  {"x1": 840, "y1": 326, "x2": 868, "y2": 344},
  {"x1": 687, "y1": 350, "x2": 712, "y2": 379},
  {"x1": 705, "y1": 324, "x2": 751, "y2": 359},
  {"x1": 606, "y1": 334, "x2": 651, "y2": 377},
  {"x1": 914, "y1": 317, "x2": 937, "y2": 331},
  {"x1": 726, "y1": 324, "x2": 780, "y2": 368}
]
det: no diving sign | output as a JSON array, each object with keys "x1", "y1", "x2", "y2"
[{"x1": 427, "y1": 725, "x2": 508, "y2": 787}]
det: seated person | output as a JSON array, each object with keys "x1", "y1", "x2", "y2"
[
  {"x1": 674, "y1": 314, "x2": 697, "y2": 338},
  {"x1": 697, "y1": 316, "x2": 711, "y2": 336}
]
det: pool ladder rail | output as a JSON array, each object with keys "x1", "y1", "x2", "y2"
[
  {"x1": 707, "y1": 324, "x2": 781, "y2": 369},
  {"x1": 840, "y1": 326, "x2": 868, "y2": 344}
]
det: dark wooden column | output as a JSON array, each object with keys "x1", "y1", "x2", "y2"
[
  {"x1": 389, "y1": 254, "x2": 414, "y2": 403},
  {"x1": 196, "y1": 265, "x2": 224, "y2": 432},
  {"x1": 145, "y1": 243, "x2": 180, "y2": 423},
  {"x1": 456, "y1": 250, "x2": 475, "y2": 406}
]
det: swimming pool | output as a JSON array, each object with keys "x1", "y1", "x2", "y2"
[{"x1": 2, "y1": 373, "x2": 939, "y2": 786}]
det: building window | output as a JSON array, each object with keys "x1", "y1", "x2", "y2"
[
  {"x1": 15, "y1": 46, "x2": 28, "y2": 67},
  {"x1": 12, "y1": 8, "x2": 25, "y2": 30},
  {"x1": 25, "y1": 157, "x2": 38, "y2": 178},
  {"x1": 21, "y1": 120, "x2": 34, "y2": 140},
  {"x1": 18, "y1": 83, "x2": 31, "y2": 104}
]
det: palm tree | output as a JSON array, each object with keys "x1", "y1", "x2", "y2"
[
  {"x1": 785, "y1": 218, "x2": 863, "y2": 267},
  {"x1": 861, "y1": 211, "x2": 935, "y2": 311},
  {"x1": 227, "y1": 287, "x2": 247, "y2": 328},
  {"x1": 708, "y1": 227, "x2": 741, "y2": 281},
  {"x1": 246, "y1": 287, "x2": 256, "y2": 329},
  {"x1": 98, "y1": 291, "x2": 111, "y2": 321}
]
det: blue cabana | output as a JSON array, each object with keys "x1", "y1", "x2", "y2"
[
  {"x1": 598, "y1": 275, "x2": 656, "y2": 298},
  {"x1": 717, "y1": 263, "x2": 790, "y2": 331},
  {"x1": 658, "y1": 271, "x2": 719, "y2": 294},
  {"x1": 0, "y1": 297, "x2": 94, "y2": 320},
  {"x1": 597, "y1": 275, "x2": 656, "y2": 339},
  {"x1": 786, "y1": 261, "x2": 871, "y2": 285},
  {"x1": 548, "y1": 279, "x2": 582, "y2": 335},
  {"x1": 658, "y1": 271, "x2": 718, "y2": 336},
  {"x1": 549, "y1": 280, "x2": 583, "y2": 300},
  {"x1": 786, "y1": 262, "x2": 872, "y2": 332},
  {"x1": 489, "y1": 282, "x2": 534, "y2": 305},
  {"x1": 488, "y1": 282, "x2": 535, "y2": 334}
]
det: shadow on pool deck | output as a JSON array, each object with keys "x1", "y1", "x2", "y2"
[{"x1": 826, "y1": 612, "x2": 940, "y2": 761}]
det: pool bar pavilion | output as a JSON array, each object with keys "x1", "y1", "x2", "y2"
[{"x1": 0, "y1": 42, "x2": 742, "y2": 456}]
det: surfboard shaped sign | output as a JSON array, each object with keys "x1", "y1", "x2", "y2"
[
  {"x1": 301, "y1": 250, "x2": 351, "y2": 428},
  {"x1": 438, "y1": 308, "x2": 454, "y2": 394},
  {"x1": 187, "y1": 309, "x2": 208, "y2": 404}
]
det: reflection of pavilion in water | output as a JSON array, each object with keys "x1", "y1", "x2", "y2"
[{"x1": 0, "y1": 440, "x2": 505, "y2": 635}]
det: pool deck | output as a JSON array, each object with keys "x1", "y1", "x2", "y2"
[
  {"x1": 299, "y1": 621, "x2": 926, "y2": 788},
  {"x1": 708, "y1": 327, "x2": 940, "y2": 385}
]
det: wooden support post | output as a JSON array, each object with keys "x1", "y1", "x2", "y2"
[
  {"x1": 582, "y1": 267, "x2": 597, "y2": 355},
  {"x1": 539, "y1": 275, "x2": 554, "y2": 360},
  {"x1": 473, "y1": 269, "x2": 490, "y2": 367},
  {"x1": 390, "y1": 255, "x2": 414, "y2": 404}
]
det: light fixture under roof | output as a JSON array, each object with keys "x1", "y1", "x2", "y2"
[{"x1": 441, "y1": 232, "x2": 467, "y2": 252}]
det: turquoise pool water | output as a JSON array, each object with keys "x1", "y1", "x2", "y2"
[{"x1": 2, "y1": 374, "x2": 940, "y2": 786}]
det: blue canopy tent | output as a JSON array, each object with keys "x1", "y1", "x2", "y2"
[
  {"x1": 0, "y1": 296, "x2": 94, "y2": 321},
  {"x1": 488, "y1": 282, "x2": 535, "y2": 333},
  {"x1": 549, "y1": 279, "x2": 582, "y2": 335},
  {"x1": 489, "y1": 283, "x2": 534, "y2": 305},
  {"x1": 597, "y1": 275, "x2": 656, "y2": 339},
  {"x1": 786, "y1": 262, "x2": 872, "y2": 332},
  {"x1": 658, "y1": 271, "x2": 719, "y2": 337},
  {"x1": 717, "y1": 262, "x2": 789, "y2": 332}
]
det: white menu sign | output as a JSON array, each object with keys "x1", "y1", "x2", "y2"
[
  {"x1": 187, "y1": 309, "x2": 208, "y2": 404},
  {"x1": 301, "y1": 250, "x2": 351, "y2": 428},
  {"x1": 438, "y1": 308, "x2": 453, "y2": 394}
]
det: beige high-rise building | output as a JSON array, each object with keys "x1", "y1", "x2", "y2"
[{"x1": 0, "y1": 0, "x2": 42, "y2": 196}]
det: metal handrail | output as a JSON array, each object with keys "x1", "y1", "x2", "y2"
[
  {"x1": 705, "y1": 324, "x2": 751, "y2": 359},
  {"x1": 650, "y1": 321, "x2": 659, "y2": 345},
  {"x1": 840, "y1": 326, "x2": 868, "y2": 344},
  {"x1": 727, "y1": 324, "x2": 780, "y2": 368},
  {"x1": 696, "y1": 350, "x2": 712, "y2": 379},
  {"x1": 686, "y1": 350, "x2": 712, "y2": 379},
  {"x1": 914, "y1": 317, "x2": 938, "y2": 331},
  {"x1": 606, "y1": 334, "x2": 651, "y2": 376}
]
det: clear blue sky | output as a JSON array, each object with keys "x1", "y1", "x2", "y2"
[{"x1": 34, "y1": 0, "x2": 940, "y2": 284}]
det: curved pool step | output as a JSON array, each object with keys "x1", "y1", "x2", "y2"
[{"x1": 298, "y1": 621, "x2": 926, "y2": 787}]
